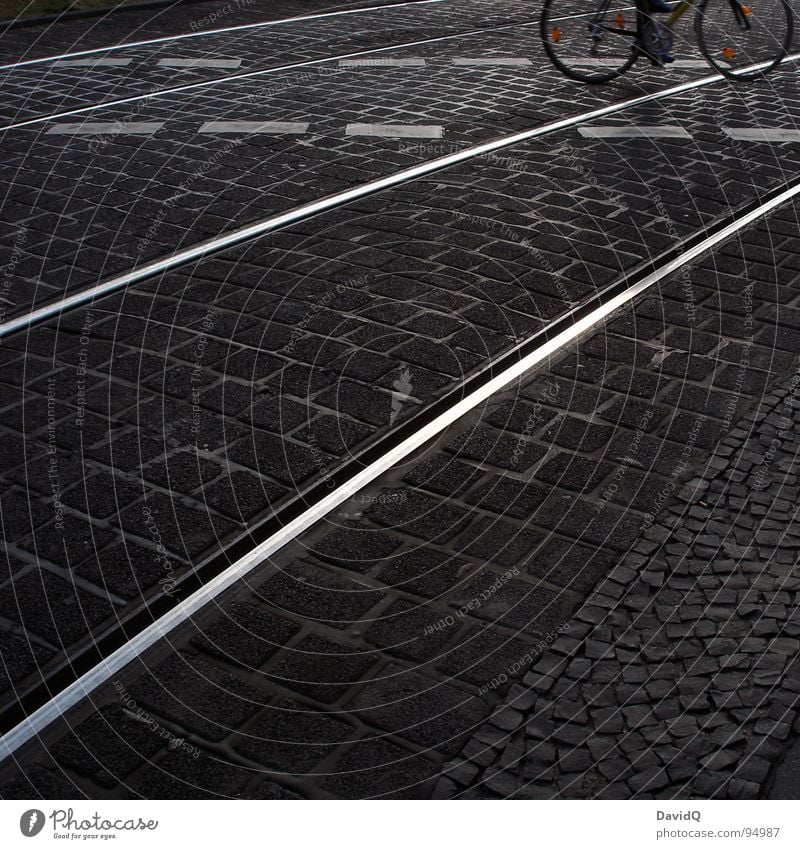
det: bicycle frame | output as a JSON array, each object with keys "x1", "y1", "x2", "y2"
[
  {"x1": 542, "y1": 0, "x2": 792, "y2": 82},
  {"x1": 586, "y1": 0, "x2": 696, "y2": 40},
  {"x1": 665, "y1": 0, "x2": 753, "y2": 30},
  {"x1": 665, "y1": 0, "x2": 694, "y2": 26}
]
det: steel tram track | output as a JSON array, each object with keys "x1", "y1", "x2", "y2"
[
  {"x1": 0, "y1": 5, "x2": 642, "y2": 133},
  {"x1": 2, "y1": 171, "x2": 799, "y2": 761},
  {"x1": 0, "y1": 0, "x2": 446, "y2": 71},
  {"x1": 0, "y1": 15, "x2": 547, "y2": 133},
  {"x1": 1, "y1": 61, "x2": 779, "y2": 337},
  {"x1": 1, "y1": 44, "x2": 798, "y2": 760}
]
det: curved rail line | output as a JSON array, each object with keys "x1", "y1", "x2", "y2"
[
  {"x1": 0, "y1": 16, "x2": 541, "y2": 133},
  {"x1": 0, "y1": 66, "x2": 760, "y2": 340},
  {"x1": 0, "y1": 7, "x2": 642, "y2": 133},
  {"x1": 0, "y1": 45, "x2": 795, "y2": 758},
  {"x1": 0, "y1": 0, "x2": 445, "y2": 71},
  {"x1": 2, "y1": 172, "x2": 798, "y2": 761}
]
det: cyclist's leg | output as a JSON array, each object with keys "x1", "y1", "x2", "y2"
[{"x1": 636, "y1": 0, "x2": 676, "y2": 63}]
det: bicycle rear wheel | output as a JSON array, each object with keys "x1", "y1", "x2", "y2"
[
  {"x1": 695, "y1": 0, "x2": 793, "y2": 80},
  {"x1": 541, "y1": 0, "x2": 639, "y2": 83}
]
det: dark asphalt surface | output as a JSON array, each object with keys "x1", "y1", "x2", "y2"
[{"x1": 1, "y1": 0, "x2": 800, "y2": 801}]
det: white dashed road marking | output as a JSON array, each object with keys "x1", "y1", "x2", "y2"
[
  {"x1": 670, "y1": 60, "x2": 717, "y2": 68},
  {"x1": 46, "y1": 122, "x2": 165, "y2": 135},
  {"x1": 199, "y1": 121, "x2": 310, "y2": 134},
  {"x1": 338, "y1": 58, "x2": 426, "y2": 67},
  {"x1": 158, "y1": 58, "x2": 243, "y2": 69},
  {"x1": 53, "y1": 58, "x2": 133, "y2": 67},
  {"x1": 572, "y1": 58, "x2": 710, "y2": 69},
  {"x1": 346, "y1": 123, "x2": 444, "y2": 138},
  {"x1": 571, "y1": 58, "x2": 632, "y2": 66},
  {"x1": 578, "y1": 125, "x2": 691, "y2": 139},
  {"x1": 724, "y1": 128, "x2": 800, "y2": 142},
  {"x1": 453, "y1": 57, "x2": 532, "y2": 65}
]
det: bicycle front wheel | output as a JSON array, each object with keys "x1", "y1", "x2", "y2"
[
  {"x1": 695, "y1": 0, "x2": 793, "y2": 80},
  {"x1": 541, "y1": 0, "x2": 639, "y2": 84}
]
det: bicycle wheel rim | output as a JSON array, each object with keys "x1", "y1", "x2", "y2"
[
  {"x1": 541, "y1": 0, "x2": 639, "y2": 84},
  {"x1": 695, "y1": 0, "x2": 793, "y2": 80}
]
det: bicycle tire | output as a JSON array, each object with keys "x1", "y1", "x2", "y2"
[
  {"x1": 695, "y1": 0, "x2": 793, "y2": 80},
  {"x1": 541, "y1": 0, "x2": 640, "y2": 83}
]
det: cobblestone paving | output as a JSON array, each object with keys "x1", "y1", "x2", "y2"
[
  {"x1": 0, "y1": 0, "x2": 535, "y2": 124},
  {"x1": 441, "y1": 374, "x2": 800, "y2": 799},
  {"x1": 1, "y1": 194, "x2": 797, "y2": 799},
  {"x1": 2, "y1": 87, "x2": 797, "y2": 718},
  {"x1": 0, "y1": 0, "x2": 439, "y2": 63},
  {"x1": 0, "y1": 20, "x2": 628, "y2": 320},
  {"x1": 1, "y1": 57, "x2": 799, "y2": 716},
  {"x1": 3, "y1": 0, "x2": 760, "y2": 325},
  {"x1": 2, "y1": 54, "x2": 797, "y2": 321}
]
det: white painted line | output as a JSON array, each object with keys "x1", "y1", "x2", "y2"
[
  {"x1": 5, "y1": 170, "x2": 799, "y2": 765},
  {"x1": 1, "y1": 72, "x2": 738, "y2": 343},
  {"x1": 453, "y1": 57, "x2": 532, "y2": 65},
  {"x1": 3, "y1": 28, "x2": 528, "y2": 134},
  {"x1": 570, "y1": 58, "x2": 624, "y2": 67},
  {"x1": 670, "y1": 60, "x2": 716, "y2": 68},
  {"x1": 12, "y1": 23, "x2": 788, "y2": 136},
  {"x1": 724, "y1": 127, "x2": 800, "y2": 142},
  {"x1": 158, "y1": 58, "x2": 242, "y2": 69},
  {"x1": 571, "y1": 58, "x2": 708, "y2": 69},
  {"x1": 346, "y1": 123, "x2": 443, "y2": 138},
  {"x1": 199, "y1": 120, "x2": 309, "y2": 134},
  {"x1": 339, "y1": 58, "x2": 426, "y2": 67},
  {"x1": 45, "y1": 121, "x2": 164, "y2": 135},
  {"x1": 0, "y1": 0, "x2": 445, "y2": 70},
  {"x1": 578, "y1": 125, "x2": 691, "y2": 139},
  {"x1": 53, "y1": 58, "x2": 133, "y2": 67}
]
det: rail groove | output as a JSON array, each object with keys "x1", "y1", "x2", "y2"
[{"x1": 2, "y1": 172, "x2": 799, "y2": 760}]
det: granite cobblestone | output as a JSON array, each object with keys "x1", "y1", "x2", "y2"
[{"x1": 3, "y1": 196, "x2": 799, "y2": 798}]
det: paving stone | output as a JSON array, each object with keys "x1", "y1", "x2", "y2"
[
  {"x1": 0, "y1": 569, "x2": 116, "y2": 646},
  {"x1": 367, "y1": 489, "x2": 472, "y2": 544},
  {"x1": 189, "y1": 601, "x2": 300, "y2": 669},
  {"x1": 232, "y1": 700, "x2": 353, "y2": 772},
  {"x1": 0, "y1": 763, "x2": 86, "y2": 799},
  {"x1": 0, "y1": 628, "x2": 53, "y2": 695},
  {"x1": 310, "y1": 525, "x2": 404, "y2": 573},
  {"x1": 628, "y1": 766, "x2": 670, "y2": 794},
  {"x1": 129, "y1": 654, "x2": 268, "y2": 743},
  {"x1": 125, "y1": 749, "x2": 253, "y2": 799},
  {"x1": 446, "y1": 423, "x2": 547, "y2": 471},
  {"x1": 454, "y1": 515, "x2": 543, "y2": 569},
  {"x1": 51, "y1": 705, "x2": 164, "y2": 787},
  {"x1": 348, "y1": 665, "x2": 486, "y2": 753},
  {"x1": 8, "y1": 49, "x2": 800, "y2": 801},
  {"x1": 256, "y1": 560, "x2": 385, "y2": 628}
]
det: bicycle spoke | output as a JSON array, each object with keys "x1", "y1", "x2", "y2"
[
  {"x1": 695, "y1": 0, "x2": 793, "y2": 79},
  {"x1": 542, "y1": 0, "x2": 640, "y2": 83}
]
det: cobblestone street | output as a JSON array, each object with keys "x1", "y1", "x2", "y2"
[{"x1": 1, "y1": 0, "x2": 799, "y2": 806}]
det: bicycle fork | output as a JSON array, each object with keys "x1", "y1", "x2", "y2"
[{"x1": 729, "y1": 0, "x2": 754, "y2": 31}]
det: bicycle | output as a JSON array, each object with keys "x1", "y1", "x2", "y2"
[{"x1": 541, "y1": 0, "x2": 794, "y2": 83}]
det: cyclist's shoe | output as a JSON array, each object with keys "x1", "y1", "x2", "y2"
[
  {"x1": 636, "y1": 17, "x2": 675, "y2": 65},
  {"x1": 641, "y1": 46, "x2": 676, "y2": 66}
]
